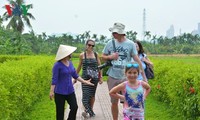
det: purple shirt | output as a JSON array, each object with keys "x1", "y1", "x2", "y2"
[{"x1": 51, "y1": 61, "x2": 79, "y2": 95}]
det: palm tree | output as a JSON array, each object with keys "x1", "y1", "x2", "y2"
[
  {"x1": 42, "y1": 32, "x2": 47, "y2": 40},
  {"x1": 92, "y1": 33, "x2": 97, "y2": 41},
  {"x1": 99, "y1": 35, "x2": 107, "y2": 44},
  {"x1": 2, "y1": 0, "x2": 35, "y2": 33},
  {"x1": 75, "y1": 34, "x2": 81, "y2": 43},
  {"x1": 144, "y1": 31, "x2": 151, "y2": 41},
  {"x1": 61, "y1": 33, "x2": 68, "y2": 44},
  {"x1": 126, "y1": 30, "x2": 137, "y2": 41},
  {"x1": 84, "y1": 31, "x2": 91, "y2": 40}
]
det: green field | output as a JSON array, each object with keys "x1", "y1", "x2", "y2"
[{"x1": 0, "y1": 55, "x2": 200, "y2": 120}]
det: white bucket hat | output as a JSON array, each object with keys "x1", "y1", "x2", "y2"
[
  {"x1": 55, "y1": 44, "x2": 77, "y2": 61},
  {"x1": 109, "y1": 22, "x2": 126, "y2": 34}
]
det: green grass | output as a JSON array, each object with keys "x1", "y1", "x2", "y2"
[
  {"x1": 145, "y1": 93, "x2": 183, "y2": 120},
  {"x1": 28, "y1": 92, "x2": 56, "y2": 120}
]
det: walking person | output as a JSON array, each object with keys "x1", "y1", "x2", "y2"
[
  {"x1": 49, "y1": 44, "x2": 94, "y2": 120},
  {"x1": 76, "y1": 39, "x2": 103, "y2": 118},
  {"x1": 109, "y1": 62, "x2": 151, "y2": 120},
  {"x1": 101, "y1": 22, "x2": 147, "y2": 120},
  {"x1": 135, "y1": 40, "x2": 153, "y2": 80}
]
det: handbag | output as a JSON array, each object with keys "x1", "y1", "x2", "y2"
[
  {"x1": 144, "y1": 63, "x2": 154, "y2": 79},
  {"x1": 86, "y1": 66, "x2": 98, "y2": 79}
]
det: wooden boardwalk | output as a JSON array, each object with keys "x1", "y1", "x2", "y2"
[{"x1": 64, "y1": 82, "x2": 123, "y2": 120}]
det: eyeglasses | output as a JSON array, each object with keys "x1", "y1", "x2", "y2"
[
  {"x1": 87, "y1": 44, "x2": 95, "y2": 47},
  {"x1": 126, "y1": 63, "x2": 139, "y2": 68}
]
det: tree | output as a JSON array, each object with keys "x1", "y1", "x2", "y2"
[
  {"x1": 42, "y1": 32, "x2": 47, "y2": 40},
  {"x1": 92, "y1": 33, "x2": 97, "y2": 42},
  {"x1": 99, "y1": 35, "x2": 107, "y2": 44},
  {"x1": 126, "y1": 30, "x2": 137, "y2": 41},
  {"x1": 144, "y1": 31, "x2": 151, "y2": 41},
  {"x1": 75, "y1": 34, "x2": 81, "y2": 43},
  {"x1": 2, "y1": 0, "x2": 35, "y2": 33},
  {"x1": 0, "y1": 15, "x2": 3, "y2": 26},
  {"x1": 61, "y1": 33, "x2": 69, "y2": 44},
  {"x1": 84, "y1": 31, "x2": 91, "y2": 42}
]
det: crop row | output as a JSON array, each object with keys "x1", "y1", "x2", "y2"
[
  {"x1": 0, "y1": 55, "x2": 54, "y2": 120},
  {"x1": 150, "y1": 56, "x2": 200, "y2": 119}
]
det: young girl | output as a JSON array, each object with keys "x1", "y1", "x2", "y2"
[{"x1": 109, "y1": 62, "x2": 151, "y2": 120}]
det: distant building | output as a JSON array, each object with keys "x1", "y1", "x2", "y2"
[
  {"x1": 179, "y1": 29, "x2": 182, "y2": 36},
  {"x1": 166, "y1": 25, "x2": 174, "y2": 38},
  {"x1": 191, "y1": 23, "x2": 200, "y2": 35},
  {"x1": 191, "y1": 30, "x2": 198, "y2": 35}
]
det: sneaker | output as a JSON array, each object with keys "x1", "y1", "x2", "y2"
[
  {"x1": 82, "y1": 111, "x2": 90, "y2": 118},
  {"x1": 90, "y1": 111, "x2": 96, "y2": 117},
  {"x1": 90, "y1": 113, "x2": 96, "y2": 117}
]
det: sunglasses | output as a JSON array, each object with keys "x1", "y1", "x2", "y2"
[
  {"x1": 87, "y1": 44, "x2": 95, "y2": 47},
  {"x1": 126, "y1": 63, "x2": 139, "y2": 68}
]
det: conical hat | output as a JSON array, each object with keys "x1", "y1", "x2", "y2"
[{"x1": 55, "y1": 44, "x2": 77, "y2": 61}]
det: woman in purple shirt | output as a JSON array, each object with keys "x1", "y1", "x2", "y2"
[{"x1": 49, "y1": 45, "x2": 94, "y2": 120}]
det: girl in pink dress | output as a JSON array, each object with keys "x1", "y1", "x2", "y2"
[{"x1": 109, "y1": 62, "x2": 151, "y2": 120}]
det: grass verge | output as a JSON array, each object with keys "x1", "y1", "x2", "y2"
[
  {"x1": 145, "y1": 93, "x2": 183, "y2": 120},
  {"x1": 28, "y1": 91, "x2": 56, "y2": 120}
]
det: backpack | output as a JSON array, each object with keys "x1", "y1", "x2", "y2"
[
  {"x1": 145, "y1": 63, "x2": 154, "y2": 79},
  {"x1": 142, "y1": 54, "x2": 154, "y2": 79}
]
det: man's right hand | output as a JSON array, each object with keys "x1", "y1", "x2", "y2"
[{"x1": 110, "y1": 52, "x2": 119, "y2": 60}]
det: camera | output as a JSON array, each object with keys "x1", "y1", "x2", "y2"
[{"x1": 98, "y1": 61, "x2": 112, "y2": 70}]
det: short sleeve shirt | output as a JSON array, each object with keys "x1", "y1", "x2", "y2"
[{"x1": 102, "y1": 38, "x2": 138, "y2": 80}]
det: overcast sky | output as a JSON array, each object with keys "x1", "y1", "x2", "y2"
[{"x1": 1, "y1": 0, "x2": 200, "y2": 39}]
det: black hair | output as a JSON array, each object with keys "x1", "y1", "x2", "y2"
[
  {"x1": 135, "y1": 40, "x2": 144, "y2": 54},
  {"x1": 86, "y1": 39, "x2": 95, "y2": 45}
]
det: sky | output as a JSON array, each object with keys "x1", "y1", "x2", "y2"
[{"x1": 0, "y1": 0, "x2": 200, "y2": 39}]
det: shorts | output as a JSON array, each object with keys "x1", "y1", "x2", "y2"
[{"x1": 107, "y1": 76, "x2": 126, "y2": 103}]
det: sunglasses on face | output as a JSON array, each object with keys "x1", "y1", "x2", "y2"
[
  {"x1": 87, "y1": 44, "x2": 95, "y2": 47},
  {"x1": 126, "y1": 63, "x2": 139, "y2": 68}
]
